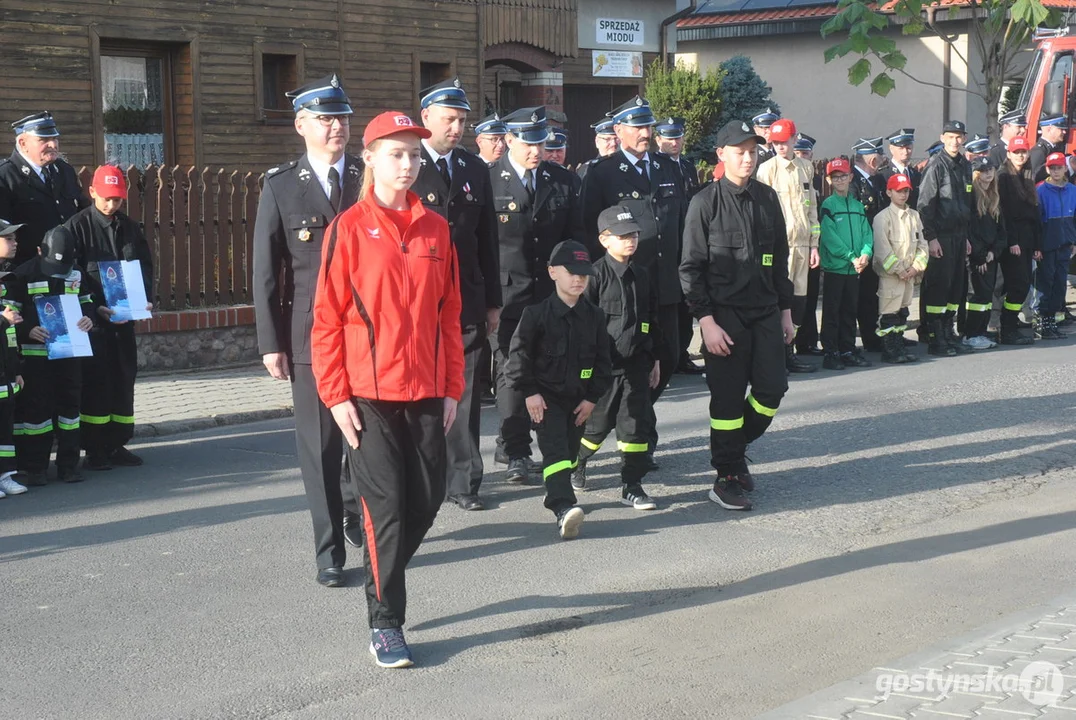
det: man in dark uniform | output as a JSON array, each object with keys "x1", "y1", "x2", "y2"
[
  {"x1": 1030, "y1": 114, "x2": 1067, "y2": 182},
  {"x1": 849, "y1": 137, "x2": 888, "y2": 351},
  {"x1": 490, "y1": 106, "x2": 583, "y2": 484},
  {"x1": 544, "y1": 129, "x2": 580, "y2": 196},
  {"x1": 654, "y1": 116, "x2": 704, "y2": 375},
  {"x1": 414, "y1": 77, "x2": 501, "y2": 511},
  {"x1": 253, "y1": 74, "x2": 363, "y2": 588},
  {"x1": 0, "y1": 112, "x2": 88, "y2": 266},
  {"x1": 472, "y1": 112, "x2": 507, "y2": 166},
  {"x1": 965, "y1": 134, "x2": 991, "y2": 159},
  {"x1": 752, "y1": 109, "x2": 780, "y2": 166},
  {"x1": 792, "y1": 133, "x2": 824, "y2": 357},
  {"x1": 680, "y1": 120, "x2": 795, "y2": 512},
  {"x1": 576, "y1": 118, "x2": 619, "y2": 182},
  {"x1": 988, "y1": 111, "x2": 1027, "y2": 168},
  {"x1": 873, "y1": 128, "x2": 922, "y2": 346},
  {"x1": 580, "y1": 95, "x2": 687, "y2": 468}
]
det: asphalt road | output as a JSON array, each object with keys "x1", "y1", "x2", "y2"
[{"x1": 3, "y1": 338, "x2": 1076, "y2": 719}]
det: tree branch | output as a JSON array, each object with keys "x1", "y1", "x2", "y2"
[
  {"x1": 923, "y1": 8, "x2": 973, "y2": 71},
  {"x1": 870, "y1": 50, "x2": 989, "y2": 102}
]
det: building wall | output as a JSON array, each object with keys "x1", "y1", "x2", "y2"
[
  {"x1": 0, "y1": 0, "x2": 480, "y2": 171},
  {"x1": 678, "y1": 23, "x2": 987, "y2": 159}
]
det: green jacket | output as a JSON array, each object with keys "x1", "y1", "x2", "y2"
[{"x1": 820, "y1": 193, "x2": 873, "y2": 275}]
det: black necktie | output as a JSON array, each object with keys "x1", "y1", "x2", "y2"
[
  {"x1": 436, "y1": 157, "x2": 451, "y2": 188},
  {"x1": 638, "y1": 159, "x2": 649, "y2": 179},
  {"x1": 43, "y1": 164, "x2": 56, "y2": 197},
  {"x1": 524, "y1": 169, "x2": 536, "y2": 202},
  {"x1": 328, "y1": 167, "x2": 341, "y2": 212}
]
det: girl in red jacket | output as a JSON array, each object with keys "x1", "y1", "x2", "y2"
[{"x1": 312, "y1": 111, "x2": 464, "y2": 669}]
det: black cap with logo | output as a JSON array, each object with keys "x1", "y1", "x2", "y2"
[{"x1": 547, "y1": 240, "x2": 596, "y2": 276}]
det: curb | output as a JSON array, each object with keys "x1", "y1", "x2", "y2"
[{"x1": 132, "y1": 407, "x2": 294, "y2": 439}]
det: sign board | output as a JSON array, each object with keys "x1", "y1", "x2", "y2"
[
  {"x1": 592, "y1": 51, "x2": 644, "y2": 78},
  {"x1": 596, "y1": 18, "x2": 644, "y2": 46}
]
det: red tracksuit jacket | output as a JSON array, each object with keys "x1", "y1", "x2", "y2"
[{"x1": 312, "y1": 191, "x2": 464, "y2": 407}]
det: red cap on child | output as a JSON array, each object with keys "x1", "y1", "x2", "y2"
[
  {"x1": 1008, "y1": 136, "x2": 1031, "y2": 152},
  {"x1": 826, "y1": 158, "x2": 851, "y2": 176},
  {"x1": 363, "y1": 111, "x2": 432, "y2": 146},
  {"x1": 768, "y1": 118, "x2": 798, "y2": 143},
  {"x1": 887, "y1": 174, "x2": 913, "y2": 191},
  {"x1": 1046, "y1": 152, "x2": 1067, "y2": 168},
  {"x1": 91, "y1": 165, "x2": 127, "y2": 199}
]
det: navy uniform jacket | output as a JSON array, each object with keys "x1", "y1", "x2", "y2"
[
  {"x1": 875, "y1": 164, "x2": 922, "y2": 212},
  {"x1": 412, "y1": 145, "x2": 500, "y2": 328},
  {"x1": 0, "y1": 152, "x2": 88, "y2": 266},
  {"x1": 505, "y1": 292, "x2": 612, "y2": 404},
  {"x1": 580, "y1": 150, "x2": 687, "y2": 306},
  {"x1": 65, "y1": 207, "x2": 154, "y2": 298},
  {"x1": 1030, "y1": 138, "x2": 1063, "y2": 183},
  {"x1": 585, "y1": 253, "x2": 661, "y2": 373},
  {"x1": 674, "y1": 156, "x2": 701, "y2": 199},
  {"x1": 253, "y1": 153, "x2": 362, "y2": 364},
  {"x1": 851, "y1": 166, "x2": 886, "y2": 223},
  {"x1": 489, "y1": 157, "x2": 583, "y2": 333}
]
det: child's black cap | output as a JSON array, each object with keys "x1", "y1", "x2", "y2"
[
  {"x1": 597, "y1": 205, "x2": 642, "y2": 236},
  {"x1": 0, "y1": 219, "x2": 24, "y2": 237},
  {"x1": 548, "y1": 240, "x2": 596, "y2": 276}
]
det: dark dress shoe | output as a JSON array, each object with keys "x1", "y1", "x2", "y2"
[
  {"x1": 57, "y1": 467, "x2": 84, "y2": 484},
  {"x1": 19, "y1": 471, "x2": 47, "y2": 487},
  {"x1": 450, "y1": 493, "x2": 485, "y2": 511},
  {"x1": 796, "y1": 345, "x2": 825, "y2": 357},
  {"x1": 342, "y1": 513, "x2": 363, "y2": 548},
  {"x1": 109, "y1": 447, "x2": 144, "y2": 467},
  {"x1": 317, "y1": 567, "x2": 345, "y2": 588},
  {"x1": 676, "y1": 357, "x2": 706, "y2": 374}
]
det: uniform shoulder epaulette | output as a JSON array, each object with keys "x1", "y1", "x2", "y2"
[
  {"x1": 593, "y1": 153, "x2": 620, "y2": 168},
  {"x1": 265, "y1": 159, "x2": 298, "y2": 178}
]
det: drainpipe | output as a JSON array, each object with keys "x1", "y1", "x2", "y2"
[
  {"x1": 660, "y1": 0, "x2": 698, "y2": 66},
  {"x1": 927, "y1": 8, "x2": 952, "y2": 125}
]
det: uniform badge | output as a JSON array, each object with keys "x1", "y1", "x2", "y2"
[
  {"x1": 20, "y1": 166, "x2": 29, "y2": 176},
  {"x1": 500, "y1": 170, "x2": 511, "y2": 180},
  {"x1": 298, "y1": 168, "x2": 311, "y2": 181},
  {"x1": 652, "y1": 160, "x2": 660, "y2": 170},
  {"x1": 427, "y1": 193, "x2": 437, "y2": 203},
  {"x1": 542, "y1": 170, "x2": 550, "y2": 180},
  {"x1": 348, "y1": 165, "x2": 361, "y2": 177},
  {"x1": 429, "y1": 244, "x2": 437, "y2": 254},
  {"x1": 499, "y1": 214, "x2": 509, "y2": 223},
  {"x1": 762, "y1": 254, "x2": 773, "y2": 266},
  {"x1": 420, "y1": 157, "x2": 427, "y2": 166},
  {"x1": 465, "y1": 194, "x2": 473, "y2": 201},
  {"x1": 463, "y1": 182, "x2": 471, "y2": 193},
  {"x1": 298, "y1": 228, "x2": 312, "y2": 242},
  {"x1": 457, "y1": 155, "x2": 466, "y2": 167},
  {"x1": 619, "y1": 163, "x2": 628, "y2": 173},
  {"x1": 508, "y1": 201, "x2": 518, "y2": 211},
  {"x1": 632, "y1": 191, "x2": 639, "y2": 199}
]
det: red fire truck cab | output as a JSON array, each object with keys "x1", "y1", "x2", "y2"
[{"x1": 1017, "y1": 28, "x2": 1076, "y2": 152}]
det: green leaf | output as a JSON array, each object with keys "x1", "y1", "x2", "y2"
[
  {"x1": 871, "y1": 72, "x2": 897, "y2": 97},
  {"x1": 849, "y1": 58, "x2": 872, "y2": 86},
  {"x1": 1011, "y1": 0, "x2": 1050, "y2": 27},
  {"x1": 868, "y1": 35, "x2": 897, "y2": 54},
  {"x1": 881, "y1": 51, "x2": 907, "y2": 70},
  {"x1": 849, "y1": 32, "x2": 869, "y2": 53},
  {"x1": 902, "y1": 17, "x2": 924, "y2": 34}
]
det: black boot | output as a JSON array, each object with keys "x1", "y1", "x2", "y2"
[
  {"x1": 880, "y1": 331, "x2": 909, "y2": 363},
  {"x1": 999, "y1": 309, "x2": 1034, "y2": 346},
  {"x1": 785, "y1": 344, "x2": 817, "y2": 373},
  {"x1": 943, "y1": 313, "x2": 973, "y2": 354},
  {"x1": 928, "y1": 319, "x2": 956, "y2": 356}
]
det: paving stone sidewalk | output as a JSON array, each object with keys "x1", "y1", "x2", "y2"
[
  {"x1": 133, "y1": 364, "x2": 293, "y2": 437},
  {"x1": 757, "y1": 595, "x2": 1076, "y2": 719}
]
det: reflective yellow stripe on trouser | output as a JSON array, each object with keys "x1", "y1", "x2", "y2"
[
  {"x1": 81, "y1": 414, "x2": 110, "y2": 425},
  {"x1": 710, "y1": 417, "x2": 744, "y2": 431},
  {"x1": 1003, "y1": 301, "x2": 1023, "y2": 312},
  {"x1": 965, "y1": 302, "x2": 991, "y2": 312},
  {"x1": 57, "y1": 416, "x2": 80, "y2": 431},
  {"x1": 543, "y1": 459, "x2": 577, "y2": 481},
  {"x1": 580, "y1": 437, "x2": 601, "y2": 452},
  {"x1": 112, "y1": 414, "x2": 135, "y2": 424},
  {"x1": 747, "y1": 394, "x2": 778, "y2": 418},
  {"x1": 617, "y1": 441, "x2": 648, "y2": 453}
]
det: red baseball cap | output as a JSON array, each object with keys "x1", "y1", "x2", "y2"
[
  {"x1": 1046, "y1": 152, "x2": 1067, "y2": 168},
  {"x1": 769, "y1": 118, "x2": 798, "y2": 143},
  {"x1": 1008, "y1": 136, "x2": 1031, "y2": 152},
  {"x1": 826, "y1": 158, "x2": 851, "y2": 176},
  {"x1": 91, "y1": 165, "x2": 127, "y2": 199},
  {"x1": 887, "y1": 173, "x2": 912, "y2": 191},
  {"x1": 362, "y1": 111, "x2": 431, "y2": 146}
]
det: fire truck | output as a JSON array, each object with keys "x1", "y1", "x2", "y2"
[{"x1": 1016, "y1": 27, "x2": 1076, "y2": 150}]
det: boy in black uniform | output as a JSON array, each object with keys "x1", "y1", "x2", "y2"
[
  {"x1": 680, "y1": 121, "x2": 796, "y2": 512},
  {"x1": 505, "y1": 240, "x2": 611, "y2": 539},
  {"x1": 65, "y1": 165, "x2": 153, "y2": 470},
  {"x1": 11, "y1": 226, "x2": 99, "y2": 485},
  {"x1": 572, "y1": 206, "x2": 660, "y2": 510},
  {"x1": 0, "y1": 220, "x2": 27, "y2": 497}
]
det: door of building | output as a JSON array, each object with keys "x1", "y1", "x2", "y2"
[{"x1": 563, "y1": 84, "x2": 640, "y2": 168}]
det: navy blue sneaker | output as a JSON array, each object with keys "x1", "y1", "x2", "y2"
[{"x1": 370, "y1": 628, "x2": 414, "y2": 669}]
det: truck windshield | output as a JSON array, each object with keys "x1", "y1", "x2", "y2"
[{"x1": 1016, "y1": 49, "x2": 1045, "y2": 111}]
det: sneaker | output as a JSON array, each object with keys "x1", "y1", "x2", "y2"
[
  {"x1": 962, "y1": 335, "x2": 995, "y2": 350},
  {"x1": 708, "y1": 476, "x2": 752, "y2": 511},
  {"x1": 621, "y1": 485, "x2": 657, "y2": 511},
  {"x1": 570, "y1": 463, "x2": 587, "y2": 491},
  {"x1": 821, "y1": 352, "x2": 845, "y2": 370},
  {"x1": 505, "y1": 457, "x2": 528, "y2": 484},
  {"x1": 0, "y1": 487, "x2": 5, "y2": 498},
  {"x1": 0, "y1": 475, "x2": 28, "y2": 495},
  {"x1": 733, "y1": 470, "x2": 755, "y2": 492},
  {"x1": 556, "y1": 506, "x2": 585, "y2": 539},
  {"x1": 840, "y1": 351, "x2": 872, "y2": 367},
  {"x1": 109, "y1": 447, "x2": 143, "y2": 467},
  {"x1": 84, "y1": 453, "x2": 113, "y2": 471},
  {"x1": 369, "y1": 628, "x2": 414, "y2": 669},
  {"x1": 494, "y1": 446, "x2": 509, "y2": 465}
]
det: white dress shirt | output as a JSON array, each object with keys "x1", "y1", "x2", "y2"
[{"x1": 306, "y1": 154, "x2": 345, "y2": 202}]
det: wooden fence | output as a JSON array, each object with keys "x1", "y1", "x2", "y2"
[{"x1": 74, "y1": 165, "x2": 263, "y2": 312}]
